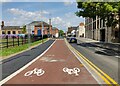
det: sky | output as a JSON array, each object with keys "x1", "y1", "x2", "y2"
[{"x1": 0, "y1": 1, "x2": 84, "y2": 32}]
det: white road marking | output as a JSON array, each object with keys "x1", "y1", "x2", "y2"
[
  {"x1": 64, "y1": 39, "x2": 103, "y2": 84},
  {"x1": 40, "y1": 57, "x2": 65, "y2": 63},
  {"x1": 0, "y1": 40, "x2": 56, "y2": 85},
  {"x1": 63, "y1": 67, "x2": 80, "y2": 76},
  {"x1": 24, "y1": 68, "x2": 45, "y2": 77}
]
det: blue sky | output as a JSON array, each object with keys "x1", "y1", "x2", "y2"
[{"x1": 1, "y1": 1, "x2": 84, "y2": 32}]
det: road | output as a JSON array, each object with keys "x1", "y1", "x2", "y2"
[
  {"x1": 69, "y1": 41, "x2": 119, "y2": 83},
  {"x1": 1, "y1": 40, "x2": 55, "y2": 80},
  {"x1": 0, "y1": 39, "x2": 98, "y2": 85}
]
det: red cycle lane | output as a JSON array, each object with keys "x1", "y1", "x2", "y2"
[{"x1": 2, "y1": 40, "x2": 98, "y2": 84}]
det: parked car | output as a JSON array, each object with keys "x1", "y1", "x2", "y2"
[{"x1": 68, "y1": 37, "x2": 77, "y2": 43}]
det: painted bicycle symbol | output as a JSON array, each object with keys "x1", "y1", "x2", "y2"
[
  {"x1": 24, "y1": 68, "x2": 45, "y2": 77},
  {"x1": 63, "y1": 67, "x2": 80, "y2": 76}
]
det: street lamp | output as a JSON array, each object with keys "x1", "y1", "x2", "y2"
[
  {"x1": 41, "y1": 22, "x2": 44, "y2": 43},
  {"x1": 26, "y1": 24, "x2": 33, "y2": 49}
]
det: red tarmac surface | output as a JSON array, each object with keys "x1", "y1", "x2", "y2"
[{"x1": 5, "y1": 40, "x2": 98, "y2": 84}]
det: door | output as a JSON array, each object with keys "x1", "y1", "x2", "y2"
[
  {"x1": 100, "y1": 29, "x2": 105, "y2": 42},
  {"x1": 37, "y1": 29, "x2": 41, "y2": 36}
]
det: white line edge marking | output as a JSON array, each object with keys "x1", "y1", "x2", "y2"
[
  {"x1": 64, "y1": 39, "x2": 102, "y2": 84},
  {"x1": 71, "y1": 50, "x2": 102, "y2": 84},
  {"x1": 0, "y1": 40, "x2": 56, "y2": 85}
]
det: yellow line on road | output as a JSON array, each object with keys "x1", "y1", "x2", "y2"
[
  {"x1": 75, "y1": 49, "x2": 118, "y2": 85},
  {"x1": 65, "y1": 38, "x2": 119, "y2": 86}
]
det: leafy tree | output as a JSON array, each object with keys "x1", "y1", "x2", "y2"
[
  {"x1": 59, "y1": 30, "x2": 64, "y2": 37},
  {"x1": 76, "y1": 1, "x2": 120, "y2": 42},
  {"x1": 22, "y1": 25, "x2": 26, "y2": 34}
]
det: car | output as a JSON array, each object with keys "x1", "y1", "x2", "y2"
[{"x1": 68, "y1": 37, "x2": 77, "y2": 43}]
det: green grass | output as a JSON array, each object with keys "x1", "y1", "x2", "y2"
[{"x1": 0, "y1": 38, "x2": 47, "y2": 57}]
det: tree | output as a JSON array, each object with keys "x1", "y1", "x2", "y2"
[
  {"x1": 22, "y1": 25, "x2": 26, "y2": 34},
  {"x1": 76, "y1": 1, "x2": 120, "y2": 42},
  {"x1": 59, "y1": 30, "x2": 64, "y2": 37}
]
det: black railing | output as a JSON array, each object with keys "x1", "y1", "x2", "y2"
[{"x1": 0, "y1": 34, "x2": 48, "y2": 48}]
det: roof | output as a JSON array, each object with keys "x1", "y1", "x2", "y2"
[
  {"x1": 52, "y1": 27, "x2": 58, "y2": 30},
  {"x1": 28, "y1": 21, "x2": 50, "y2": 27},
  {"x1": 2, "y1": 26, "x2": 21, "y2": 30},
  {"x1": 67, "y1": 26, "x2": 78, "y2": 33},
  {"x1": 79, "y1": 23, "x2": 84, "y2": 26}
]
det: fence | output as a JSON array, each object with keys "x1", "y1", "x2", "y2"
[{"x1": 0, "y1": 35, "x2": 45, "y2": 48}]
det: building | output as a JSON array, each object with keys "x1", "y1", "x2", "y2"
[
  {"x1": 67, "y1": 26, "x2": 78, "y2": 36},
  {"x1": 85, "y1": 15, "x2": 119, "y2": 43},
  {"x1": 26, "y1": 21, "x2": 52, "y2": 36},
  {"x1": 76, "y1": 22, "x2": 85, "y2": 37},
  {"x1": 26, "y1": 21, "x2": 59, "y2": 37},
  {"x1": 52, "y1": 27, "x2": 59, "y2": 38},
  {"x1": 0, "y1": 21, "x2": 22, "y2": 35}
]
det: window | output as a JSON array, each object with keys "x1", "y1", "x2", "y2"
[
  {"x1": 2, "y1": 31, "x2": 5, "y2": 34},
  {"x1": 8, "y1": 31, "x2": 11, "y2": 34},
  {"x1": 18, "y1": 31, "x2": 21, "y2": 34},
  {"x1": 13, "y1": 31, "x2": 16, "y2": 34}
]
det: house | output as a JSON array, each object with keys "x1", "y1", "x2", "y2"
[
  {"x1": 26, "y1": 21, "x2": 59, "y2": 37},
  {"x1": 0, "y1": 21, "x2": 22, "y2": 35},
  {"x1": 67, "y1": 26, "x2": 78, "y2": 37},
  {"x1": 76, "y1": 22, "x2": 85, "y2": 37},
  {"x1": 26, "y1": 21, "x2": 52, "y2": 36},
  {"x1": 52, "y1": 27, "x2": 59, "y2": 38}
]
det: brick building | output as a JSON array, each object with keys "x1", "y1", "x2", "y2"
[
  {"x1": 26, "y1": 21, "x2": 52, "y2": 35},
  {"x1": 27, "y1": 21, "x2": 59, "y2": 37}
]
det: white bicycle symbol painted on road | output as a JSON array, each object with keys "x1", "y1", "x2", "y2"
[
  {"x1": 24, "y1": 68, "x2": 45, "y2": 77},
  {"x1": 63, "y1": 67, "x2": 80, "y2": 76}
]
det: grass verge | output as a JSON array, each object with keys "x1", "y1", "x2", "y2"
[{"x1": 0, "y1": 38, "x2": 47, "y2": 58}]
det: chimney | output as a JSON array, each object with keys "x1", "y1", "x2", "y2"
[
  {"x1": 1, "y1": 21, "x2": 4, "y2": 27},
  {"x1": 49, "y1": 18, "x2": 52, "y2": 34}
]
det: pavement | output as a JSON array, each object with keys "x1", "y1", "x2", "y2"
[
  {"x1": 76, "y1": 37, "x2": 120, "y2": 53},
  {"x1": 0, "y1": 39, "x2": 98, "y2": 85}
]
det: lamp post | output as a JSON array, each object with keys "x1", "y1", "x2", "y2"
[
  {"x1": 26, "y1": 24, "x2": 32, "y2": 49},
  {"x1": 41, "y1": 22, "x2": 44, "y2": 43}
]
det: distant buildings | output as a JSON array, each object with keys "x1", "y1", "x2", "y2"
[
  {"x1": 26, "y1": 21, "x2": 51, "y2": 36},
  {"x1": 26, "y1": 21, "x2": 59, "y2": 38},
  {"x1": 76, "y1": 22, "x2": 85, "y2": 37},
  {"x1": 67, "y1": 23, "x2": 85, "y2": 38},
  {"x1": 0, "y1": 21, "x2": 22, "y2": 35},
  {"x1": 67, "y1": 26, "x2": 78, "y2": 37},
  {"x1": 0, "y1": 21, "x2": 59, "y2": 38}
]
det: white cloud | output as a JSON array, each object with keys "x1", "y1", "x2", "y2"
[
  {"x1": 6, "y1": 8, "x2": 50, "y2": 25},
  {"x1": 8, "y1": 8, "x2": 49, "y2": 17},
  {"x1": 63, "y1": 0, "x2": 75, "y2": 6},
  {"x1": 5, "y1": 8, "x2": 84, "y2": 32},
  {"x1": 0, "y1": 0, "x2": 76, "y2": 2},
  {"x1": 52, "y1": 17, "x2": 63, "y2": 25},
  {"x1": 0, "y1": 0, "x2": 12, "y2": 2}
]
